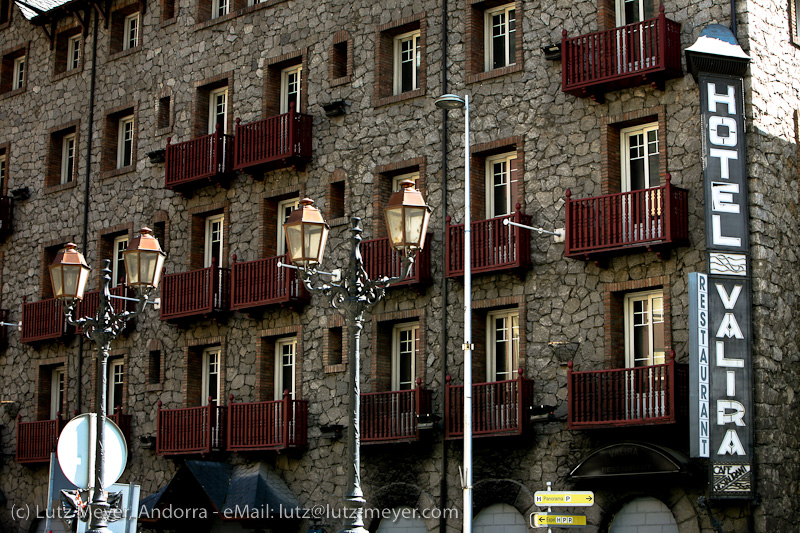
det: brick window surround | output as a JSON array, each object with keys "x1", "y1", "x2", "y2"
[
  {"x1": 264, "y1": 50, "x2": 308, "y2": 117},
  {"x1": 256, "y1": 325, "x2": 302, "y2": 402},
  {"x1": 188, "y1": 202, "x2": 229, "y2": 270},
  {"x1": 184, "y1": 336, "x2": 227, "y2": 407},
  {"x1": 161, "y1": 0, "x2": 176, "y2": 25},
  {"x1": 469, "y1": 296, "x2": 526, "y2": 382},
  {"x1": 109, "y1": 4, "x2": 142, "y2": 59},
  {"x1": 597, "y1": 0, "x2": 662, "y2": 31},
  {"x1": 96, "y1": 223, "x2": 133, "y2": 288},
  {"x1": 0, "y1": 0, "x2": 12, "y2": 30},
  {"x1": 373, "y1": 158, "x2": 427, "y2": 238},
  {"x1": 370, "y1": 309, "x2": 426, "y2": 392},
  {"x1": 260, "y1": 188, "x2": 301, "y2": 259},
  {"x1": 324, "y1": 313, "x2": 348, "y2": 373},
  {"x1": 0, "y1": 142, "x2": 9, "y2": 196},
  {"x1": 193, "y1": 73, "x2": 234, "y2": 138},
  {"x1": 36, "y1": 358, "x2": 67, "y2": 420},
  {"x1": 0, "y1": 42, "x2": 28, "y2": 98},
  {"x1": 470, "y1": 137, "x2": 524, "y2": 218},
  {"x1": 100, "y1": 101, "x2": 137, "y2": 178},
  {"x1": 600, "y1": 106, "x2": 666, "y2": 194},
  {"x1": 329, "y1": 30, "x2": 353, "y2": 86},
  {"x1": 147, "y1": 339, "x2": 165, "y2": 391},
  {"x1": 466, "y1": 0, "x2": 523, "y2": 84},
  {"x1": 45, "y1": 121, "x2": 80, "y2": 193},
  {"x1": 604, "y1": 276, "x2": 672, "y2": 368},
  {"x1": 374, "y1": 14, "x2": 427, "y2": 107},
  {"x1": 156, "y1": 88, "x2": 174, "y2": 136},
  {"x1": 327, "y1": 169, "x2": 348, "y2": 226},
  {"x1": 53, "y1": 27, "x2": 83, "y2": 80}
]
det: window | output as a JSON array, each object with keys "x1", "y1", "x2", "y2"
[
  {"x1": 50, "y1": 367, "x2": 65, "y2": 419},
  {"x1": 394, "y1": 31, "x2": 420, "y2": 95},
  {"x1": 274, "y1": 337, "x2": 297, "y2": 399},
  {"x1": 148, "y1": 349, "x2": 162, "y2": 385},
  {"x1": 330, "y1": 32, "x2": 351, "y2": 84},
  {"x1": 794, "y1": 0, "x2": 800, "y2": 41},
  {"x1": 212, "y1": 0, "x2": 229, "y2": 18},
  {"x1": 624, "y1": 290, "x2": 665, "y2": 368},
  {"x1": 111, "y1": 235, "x2": 128, "y2": 287},
  {"x1": 108, "y1": 359, "x2": 124, "y2": 414},
  {"x1": 485, "y1": 152, "x2": 517, "y2": 218},
  {"x1": 0, "y1": 149, "x2": 6, "y2": 194},
  {"x1": 392, "y1": 171, "x2": 418, "y2": 192},
  {"x1": 117, "y1": 115, "x2": 134, "y2": 169},
  {"x1": 201, "y1": 346, "x2": 221, "y2": 405},
  {"x1": 1, "y1": 47, "x2": 26, "y2": 94},
  {"x1": 486, "y1": 309, "x2": 519, "y2": 381},
  {"x1": 616, "y1": 0, "x2": 654, "y2": 25},
  {"x1": 12, "y1": 55, "x2": 24, "y2": 90},
  {"x1": 485, "y1": 4, "x2": 516, "y2": 71},
  {"x1": 280, "y1": 65, "x2": 301, "y2": 114},
  {"x1": 157, "y1": 95, "x2": 171, "y2": 131},
  {"x1": 60, "y1": 133, "x2": 76, "y2": 185},
  {"x1": 328, "y1": 180, "x2": 345, "y2": 219},
  {"x1": 0, "y1": 0, "x2": 10, "y2": 27},
  {"x1": 276, "y1": 198, "x2": 299, "y2": 256},
  {"x1": 204, "y1": 213, "x2": 224, "y2": 267},
  {"x1": 123, "y1": 13, "x2": 140, "y2": 50},
  {"x1": 621, "y1": 123, "x2": 659, "y2": 191},
  {"x1": 392, "y1": 323, "x2": 417, "y2": 391},
  {"x1": 67, "y1": 35, "x2": 81, "y2": 71},
  {"x1": 208, "y1": 87, "x2": 228, "y2": 134}
]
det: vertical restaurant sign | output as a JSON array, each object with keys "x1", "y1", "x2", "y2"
[{"x1": 693, "y1": 73, "x2": 754, "y2": 499}]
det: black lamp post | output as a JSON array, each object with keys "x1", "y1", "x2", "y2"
[
  {"x1": 49, "y1": 228, "x2": 165, "y2": 533},
  {"x1": 283, "y1": 183, "x2": 430, "y2": 533}
]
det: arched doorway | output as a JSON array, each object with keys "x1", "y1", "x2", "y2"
[
  {"x1": 473, "y1": 503, "x2": 527, "y2": 533},
  {"x1": 609, "y1": 496, "x2": 678, "y2": 532},
  {"x1": 375, "y1": 507, "x2": 427, "y2": 532}
]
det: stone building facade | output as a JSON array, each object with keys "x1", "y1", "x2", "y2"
[{"x1": 0, "y1": 0, "x2": 798, "y2": 529}]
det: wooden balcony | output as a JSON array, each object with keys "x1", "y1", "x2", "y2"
[
  {"x1": 230, "y1": 254, "x2": 308, "y2": 312},
  {"x1": 444, "y1": 371, "x2": 535, "y2": 439},
  {"x1": 233, "y1": 104, "x2": 313, "y2": 174},
  {"x1": 21, "y1": 298, "x2": 68, "y2": 344},
  {"x1": 445, "y1": 210, "x2": 531, "y2": 278},
  {"x1": 160, "y1": 264, "x2": 230, "y2": 323},
  {"x1": 561, "y1": 7, "x2": 682, "y2": 102},
  {"x1": 361, "y1": 383, "x2": 433, "y2": 444},
  {"x1": 565, "y1": 177, "x2": 689, "y2": 262},
  {"x1": 76, "y1": 285, "x2": 136, "y2": 335},
  {"x1": 567, "y1": 353, "x2": 689, "y2": 429},
  {"x1": 109, "y1": 408, "x2": 132, "y2": 443},
  {"x1": 156, "y1": 401, "x2": 227, "y2": 455},
  {"x1": 0, "y1": 196, "x2": 13, "y2": 242},
  {"x1": 16, "y1": 415, "x2": 66, "y2": 463},
  {"x1": 361, "y1": 234, "x2": 432, "y2": 289},
  {"x1": 226, "y1": 392, "x2": 308, "y2": 452},
  {"x1": 165, "y1": 125, "x2": 233, "y2": 194}
]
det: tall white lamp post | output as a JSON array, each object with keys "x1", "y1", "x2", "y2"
[{"x1": 434, "y1": 93, "x2": 473, "y2": 533}]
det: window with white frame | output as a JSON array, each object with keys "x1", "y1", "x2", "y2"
[
  {"x1": 201, "y1": 346, "x2": 221, "y2": 405},
  {"x1": 393, "y1": 31, "x2": 420, "y2": 95},
  {"x1": 111, "y1": 235, "x2": 128, "y2": 287},
  {"x1": 12, "y1": 55, "x2": 24, "y2": 90},
  {"x1": 616, "y1": 0, "x2": 654, "y2": 25},
  {"x1": 107, "y1": 359, "x2": 124, "y2": 414},
  {"x1": 208, "y1": 86, "x2": 228, "y2": 134},
  {"x1": 621, "y1": 123, "x2": 659, "y2": 192},
  {"x1": 624, "y1": 290, "x2": 665, "y2": 368},
  {"x1": 116, "y1": 115, "x2": 134, "y2": 169},
  {"x1": 212, "y1": 0, "x2": 229, "y2": 18},
  {"x1": 204, "y1": 214, "x2": 224, "y2": 268},
  {"x1": 123, "y1": 13, "x2": 140, "y2": 50},
  {"x1": 60, "y1": 133, "x2": 76, "y2": 185},
  {"x1": 485, "y1": 152, "x2": 516, "y2": 218},
  {"x1": 487, "y1": 309, "x2": 519, "y2": 381},
  {"x1": 274, "y1": 337, "x2": 297, "y2": 399},
  {"x1": 280, "y1": 65, "x2": 302, "y2": 114},
  {"x1": 50, "y1": 367, "x2": 65, "y2": 419},
  {"x1": 67, "y1": 34, "x2": 81, "y2": 71},
  {"x1": 485, "y1": 4, "x2": 516, "y2": 71},
  {"x1": 391, "y1": 171, "x2": 419, "y2": 193},
  {"x1": 392, "y1": 323, "x2": 417, "y2": 391},
  {"x1": 277, "y1": 198, "x2": 299, "y2": 256}
]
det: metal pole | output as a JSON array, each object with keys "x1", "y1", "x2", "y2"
[{"x1": 462, "y1": 94, "x2": 473, "y2": 533}]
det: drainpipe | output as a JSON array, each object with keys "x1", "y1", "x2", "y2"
[
  {"x1": 439, "y1": 0, "x2": 449, "y2": 531},
  {"x1": 730, "y1": 0, "x2": 737, "y2": 38}
]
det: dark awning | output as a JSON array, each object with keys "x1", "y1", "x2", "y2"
[{"x1": 569, "y1": 442, "x2": 694, "y2": 480}]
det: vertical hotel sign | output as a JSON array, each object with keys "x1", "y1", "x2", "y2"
[{"x1": 689, "y1": 74, "x2": 754, "y2": 499}]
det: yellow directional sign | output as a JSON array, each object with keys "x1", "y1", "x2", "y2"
[
  {"x1": 531, "y1": 513, "x2": 587, "y2": 528},
  {"x1": 534, "y1": 490, "x2": 594, "y2": 507}
]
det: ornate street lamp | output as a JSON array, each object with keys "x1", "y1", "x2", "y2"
[
  {"x1": 284, "y1": 186, "x2": 431, "y2": 533},
  {"x1": 49, "y1": 228, "x2": 165, "y2": 533}
]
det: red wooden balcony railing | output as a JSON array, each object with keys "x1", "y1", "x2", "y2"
[
  {"x1": 21, "y1": 298, "x2": 68, "y2": 344},
  {"x1": 444, "y1": 370, "x2": 535, "y2": 439},
  {"x1": 446, "y1": 209, "x2": 531, "y2": 278},
  {"x1": 165, "y1": 124, "x2": 233, "y2": 192},
  {"x1": 361, "y1": 234, "x2": 432, "y2": 289},
  {"x1": 565, "y1": 176, "x2": 689, "y2": 261},
  {"x1": 561, "y1": 7, "x2": 682, "y2": 101},
  {"x1": 109, "y1": 407, "x2": 132, "y2": 442},
  {"x1": 76, "y1": 285, "x2": 136, "y2": 335},
  {"x1": 16, "y1": 415, "x2": 66, "y2": 463},
  {"x1": 156, "y1": 400, "x2": 227, "y2": 455},
  {"x1": 160, "y1": 263, "x2": 230, "y2": 322},
  {"x1": 362, "y1": 381, "x2": 433, "y2": 443},
  {"x1": 0, "y1": 196, "x2": 13, "y2": 242},
  {"x1": 567, "y1": 352, "x2": 689, "y2": 429},
  {"x1": 233, "y1": 104, "x2": 313, "y2": 173},
  {"x1": 227, "y1": 392, "x2": 308, "y2": 452},
  {"x1": 230, "y1": 254, "x2": 309, "y2": 311}
]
